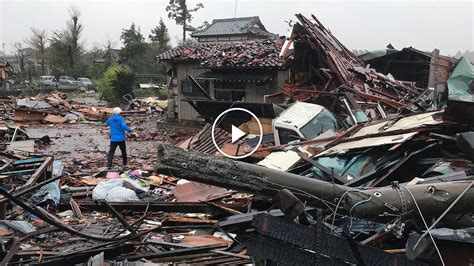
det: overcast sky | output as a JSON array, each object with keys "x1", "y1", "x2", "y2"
[{"x1": 1, "y1": 0, "x2": 473, "y2": 55}]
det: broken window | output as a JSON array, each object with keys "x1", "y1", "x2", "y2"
[
  {"x1": 277, "y1": 127, "x2": 300, "y2": 144},
  {"x1": 181, "y1": 80, "x2": 209, "y2": 98},
  {"x1": 300, "y1": 108, "x2": 339, "y2": 140},
  {"x1": 214, "y1": 81, "x2": 246, "y2": 101}
]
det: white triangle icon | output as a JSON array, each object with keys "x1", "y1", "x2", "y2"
[{"x1": 231, "y1": 125, "x2": 247, "y2": 143}]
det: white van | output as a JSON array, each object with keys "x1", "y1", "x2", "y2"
[
  {"x1": 39, "y1": 76, "x2": 58, "y2": 87},
  {"x1": 273, "y1": 102, "x2": 340, "y2": 145},
  {"x1": 77, "y1": 77, "x2": 92, "y2": 86},
  {"x1": 39, "y1": 76, "x2": 55, "y2": 84}
]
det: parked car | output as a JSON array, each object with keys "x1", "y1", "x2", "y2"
[
  {"x1": 59, "y1": 76, "x2": 77, "y2": 85},
  {"x1": 77, "y1": 77, "x2": 92, "y2": 87},
  {"x1": 39, "y1": 76, "x2": 58, "y2": 87}
]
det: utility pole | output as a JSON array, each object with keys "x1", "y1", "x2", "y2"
[
  {"x1": 2, "y1": 43, "x2": 5, "y2": 63},
  {"x1": 157, "y1": 144, "x2": 474, "y2": 221},
  {"x1": 234, "y1": 0, "x2": 237, "y2": 18}
]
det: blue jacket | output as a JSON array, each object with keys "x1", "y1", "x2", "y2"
[{"x1": 107, "y1": 114, "x2": 132, "y2": 142}]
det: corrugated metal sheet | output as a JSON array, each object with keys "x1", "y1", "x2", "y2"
[
  {"x1": 319, "y1": 132, "x2": 417, "y2": 156},
  {"x1": 182, "y1": 123, "x2": 232, "y2": 155},
  {"x1": 172, "y1": 181, "x2": 231, "y2": 202},
  {"x1": 351, "y1": 111, "x2": 442, "y2": 138}
]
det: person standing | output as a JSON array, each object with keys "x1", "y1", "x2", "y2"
[{"x1": 106, "y1": 107, "x2": 132, "y2": 169}]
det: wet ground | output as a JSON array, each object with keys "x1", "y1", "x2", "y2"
[{"x1": 21, "y1": 115, "x2": 196, "y2": 170}]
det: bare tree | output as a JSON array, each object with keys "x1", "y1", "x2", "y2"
[
  {"x1": 65, "y1": 5, "x2": 83, "y2": 71},
  {"x1": 25, "y1": 28, "x2": 48, "y2": 74},
  {"x1": 13, "y1": 43, "x2": 26, "y2": 74}
]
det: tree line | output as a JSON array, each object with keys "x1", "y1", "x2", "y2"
[{"x1": 15, "y1": 0, "x2": 204, "y2": 104}]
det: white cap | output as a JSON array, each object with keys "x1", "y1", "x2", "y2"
[{"x1": 113, "y1": 107, "x2": 122, "y2": 114}]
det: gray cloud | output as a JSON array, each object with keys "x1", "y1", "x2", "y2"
[{"x1": 1, "y1": 0, "x2": 472, "y2": 55}]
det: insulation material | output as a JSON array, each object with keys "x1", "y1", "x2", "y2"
[
  {"x1": 92, "y1": 179, "x2": 148, "y2": 202},
  {"x1": 258, "y1": 147, "x2": 311, "y2": 171}
]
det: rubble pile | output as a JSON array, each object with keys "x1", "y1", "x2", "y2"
[
  {"x1": 127, "y1": 97, "x2": 169, "y2": 113},
  {"x1": 155, "y1": 14, "x2": 474, "y2": 265},
  {"x1": 0, "y1": 150, "x2": 252, "y2": 264},
  {"x1": 0, "y1": 97, "x2": 16, "y2": 122},
  {"x1": 280, "y1": 14, "x2": 432, "y2": 122},
  {"x1": 2, "y1": 93, "x2": 167, "y2": 124},
  {"x1": 0, "y1": 108, "x2": 218, "y2": 264}
]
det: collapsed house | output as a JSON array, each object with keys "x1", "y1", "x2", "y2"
[
  {"x1": 279, "y1": 14, "x2": 437, "y2": 122},
  {"x1": 93, "y1": 48, "x2": 122, "y2": 64},
  {"x1": 362, "y1": 47, "x2": 457, "y2": 89}
]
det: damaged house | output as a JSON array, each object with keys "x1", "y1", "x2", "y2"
[
  {"x1": 93, "y1": 48, "x2": 122, "y2": 64},
  {"x1": 363, "y1": 47, "x2": 457, "y2": 88},
  {"x1": 157, "y1": 16, "x2": 287, "y2": 122},
  {"x1": 190, "y1": 16, "x2": 276, "y2": 42}
]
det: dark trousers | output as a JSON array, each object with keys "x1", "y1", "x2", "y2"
[{"x1": 107, "y1": 141, "x2": 127, "y2": 168}]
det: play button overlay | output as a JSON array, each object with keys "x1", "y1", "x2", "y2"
[
  {"x1": 231, "y1": 125, "x2": 247, "y2": 143},
  {"x1": 211, "y1": 108, "x2": 263, "y2": 159}
]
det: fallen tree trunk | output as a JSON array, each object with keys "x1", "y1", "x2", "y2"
[
  {"x1": 157, "y1": 143, "x2": 349, "y2": 210},
  {"x1": 157, "y1": 144, "x2": 474, "y2": 221}
]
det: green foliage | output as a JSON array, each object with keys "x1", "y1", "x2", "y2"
[
  {"x1": 166, "y1": 0, "x2": 204, "y2": 26},
  {"x1": 166, "y1": 0, "x2": 204, "y2": 41},
  {"x1": 47, "y1": 32, "x2": 69, "y2": 76},
  {"x1": 120, "y1": 23, "x2": 144, "y2": 46},
  {"x1": 97, "y1": 64, "x2": 135, "y2": 106},
  {"x1": 47, "y1": 6, "x2": 83, "y2": 77},
  {"x1": 149, "y1": 18, "x2": 171, "y2": 50},
  {"x1": 119, "y1": 22, "x2": 169, "y2": 78},
  {"x1": 83, "y1": 46, "x2": 107, "y2": 79},
  {"x1": 119, "y1": 23, "x2": 149, "y2": 73}
]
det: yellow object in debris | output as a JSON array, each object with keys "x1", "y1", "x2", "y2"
[{"x1": 148, "y1": 175, "x2": 163, "y2": 185}]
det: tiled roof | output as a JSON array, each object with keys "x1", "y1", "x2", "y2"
[
  {"x1": 191, "y1": 16, "x2": 272, "y2": 38},
  {"x1": 157, "y1": 39, "x2": 286, "y2": 68}
]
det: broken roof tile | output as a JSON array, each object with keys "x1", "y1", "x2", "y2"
[{"x1": 157, "y1": 39, "x2": 286, "y2": 69}]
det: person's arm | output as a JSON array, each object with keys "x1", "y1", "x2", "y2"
[{"x1": 121, "y1": 118, "x2": 132, "y2": 132}]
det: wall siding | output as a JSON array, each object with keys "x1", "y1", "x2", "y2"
[
  {"x1": 174, "y1": 62, "x2": 207, "y2": 121},
  {"x1": 171, "y1": 62, "x2": 289, "y2": 121}
]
